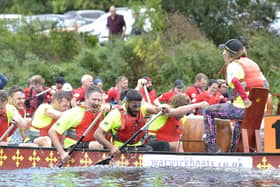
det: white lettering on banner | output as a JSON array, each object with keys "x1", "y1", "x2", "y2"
[{"x1": 142, "y1": 155, "x2": 253, "y2": 169}]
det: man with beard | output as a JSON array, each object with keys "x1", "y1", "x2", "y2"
[
  {"x1": 135, "y1": 77, "x2": 157, "y2": 105},
  {"x1": 49, "y1": 86, "x2": 108, "y2": 163},
  {"x1": 8, "y1": 86, "x2": 32, "y2": 144},
  {"x1": 94, "y1": 89, "x2": 170, "y2": 155}
]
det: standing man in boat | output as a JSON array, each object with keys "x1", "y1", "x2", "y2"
[
  {"x1": 147, "y1": 94, "x2": 209, "y2": 152},
  {"x1": 49, "y1": 85, "x2": 108, "y2": 162},
  {"x1": 0, "y1": 90, "x2": 28, "y2": 145},
  {"x1": 94, "y1": 89, "x2": 170, "y2": 155},
  {"x1": 203, "y1": 38, "x2": 269, "y2": 152},
  {"x1": 23, "y1": 91, "x2": 71, "y2": 147}
]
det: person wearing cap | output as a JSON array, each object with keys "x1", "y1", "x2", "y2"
[
  {"x1": 93, "y1": 78, "x2": 108, "y2": 103},
  {"x1": 62, "y1": 83, "x2": 73, "y2": 97},
  {"x1": 135, "y1": 76, "x2": 157, "y2": 105},
  {"x1": 50, "y1": 76, "x2": 66, "y2": 96},
  {"x1": 154, "y1": 79, "x2": 186, "y2": 106},
  {"x1": 203, "y1": 38, "x2": 268, "y2": 153},
  {"x1": 94, "y1": 89, "x2": 170, "y2": 155},
  {"x1": 186, "y1": 73, "x2": 208, "y2": 103}
]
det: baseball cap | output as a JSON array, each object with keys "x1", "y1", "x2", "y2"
[
  {"x1": 54, "y1": 76, "x2": 65, "y2": 84},
  {"x1": 62, "y1": 83, "x2": 72, "y2": 92},
  {"x1": 174, "y1": 79, "x2": 184, "y2": 89},
  {"x1": 219, "y1": 39, "x2": 244, "y2": 54},
  {"x1": 143, "y1": 76, "x2": 152, "y2": 81},
  {"x1": 93, "y1": 78, "x2": 103, "y2": 85}
]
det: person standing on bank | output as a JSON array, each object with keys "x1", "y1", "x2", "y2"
[
  {"x1": 203, "y1": 38, "x2": 268, "y2": 153},
  {"x1": 107, "y1": 5, "x2": 126, "y2": 38}
]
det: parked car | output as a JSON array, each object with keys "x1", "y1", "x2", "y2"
[
  {"x1": 269, "y1": 11, "x2": 280, "y2": 35},
  {"x1": 0, "y1": 14, "x2": 23, "y2": 32}
]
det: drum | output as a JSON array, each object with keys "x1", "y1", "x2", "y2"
[{"x1": 181, "y1": 115, "x2": 232, "y2": 152}]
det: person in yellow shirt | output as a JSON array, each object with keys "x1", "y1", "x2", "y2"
[
  {"x1": 24, "y1": 91, "x2": 70, "y2": 147},
  {"x1": 94, "y1": 89, "x2": 170, "y2": 155},
  {"x1": 49, "y1": 85, "x2": 108, "y2": 163},
  {"x1": 203, "y1": 38, "x2": 268, "y2": 152},
  {"x1": 0, "y1": 90, "x2": 28, "y2": 145}
]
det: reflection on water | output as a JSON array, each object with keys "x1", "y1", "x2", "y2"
[{"x1": 0, "y1": 166, "x2": 280, "y2": 187}]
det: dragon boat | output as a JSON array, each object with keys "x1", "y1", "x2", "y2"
[{"x1": 1, "y1": 88, "x2": 279, "y2": 170}]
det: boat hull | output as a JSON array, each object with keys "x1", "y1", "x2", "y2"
[{"x1": 0, "y1": 146, "x2": 279, "y2": 170}]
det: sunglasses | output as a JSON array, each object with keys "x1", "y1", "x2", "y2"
[{"x1": 129, "y1": 102, "x2": 141, "y2": 109}]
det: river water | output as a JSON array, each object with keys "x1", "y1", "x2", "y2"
[{"x1": 0, "y1": 166, "x2": 280, "y2": 187}]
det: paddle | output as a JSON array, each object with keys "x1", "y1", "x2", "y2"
[
  {"x1": 143, "y1": 85, "x2": 151, "y2": 104},
  {"x1": 0, "y1": 121, "x2": 16, "y2": 142},
  {"x1": 95, "y1": 110, "x2": 163, "y2": 165},
  {"x1": 25, "y1": 88, "x2": 52, "y2": 102},
  {"x1": 58, "y1": 109, "x2": 104, "y2": 168}
]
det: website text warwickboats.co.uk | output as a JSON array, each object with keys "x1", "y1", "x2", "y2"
[{"x1": 142, "y1": 155, "x2": 253, "y2": 169}]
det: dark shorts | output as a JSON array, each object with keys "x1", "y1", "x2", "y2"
[{"x1": 69, "y1": 142, "x2": 90, "y2": 149}]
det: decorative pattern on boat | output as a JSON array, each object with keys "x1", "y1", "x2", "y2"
[{"x1": 0, "y1": 147, "x2": 280, "y2": 170}]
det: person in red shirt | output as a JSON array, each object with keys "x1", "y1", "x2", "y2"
[
  {"x1": 135, "y1": 76, "x2": 157, "y2": 105},
  {"x1": 71, "y1": 74, "x2": 93, "y2": 107},
  {"x1": 193, "y1": 79, "x2": 227, "y2": 114},
  {"x1": 154, "y1": 79, "x2": 185, "y2": 106},
  {"x1": 24, "y1": 75, "x2": 52, "y2": 117},
  {"x1": 186, "y1": 73, "x2": 208, "y2": 103},
  {"x1": 106, "y1": 75, "x2": 128, "y2": 104},
  {"x1": 107, "y1": 5, "x2": 126, "y2": 38}
]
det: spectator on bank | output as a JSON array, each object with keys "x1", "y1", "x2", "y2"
[{"x1": 107, "y1": 5, "x2": 126, "y2": 38}]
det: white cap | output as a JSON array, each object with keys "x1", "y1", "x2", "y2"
[{"x1": 62, "y1": 83, "x2": 72, "y2": 92}]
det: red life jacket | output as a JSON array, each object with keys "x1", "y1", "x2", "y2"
[
  {"x1": 113, "y1": 107, "x2": 146, "y2": 144},
  {"x1": 236, "y1": 57, "x2": 264, "y2": 91},
  {"x1": 66, "y1": 107, "x2": 103, "y2": 142},
  {"x1": 31, "y1": 119, "x2": 56, "y2": 137},
  {"x1": 149, "y1": 116, "x2": 183, "y2": 142},
  {"x1": 0, "y1": 111, "x2": 9, "y2": 141}
]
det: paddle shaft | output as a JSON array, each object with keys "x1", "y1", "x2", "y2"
[
  {"x1": 0, "y1": 123, "x2": 16, "y2": 142},
  {"x1": 143, "y1": 86, "x2": 151, "y2": 104},
  {"x1": 95, "y1": 110, "x2": 163, "y2": 165},
  {"x1": 25, "y1": 88, "x2": 51, "y2": 101},
  {"x1": 58, "y1": 110, "x2": 103, "y2": 167}
]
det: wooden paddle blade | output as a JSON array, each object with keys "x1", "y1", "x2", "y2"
[{"x1": 95, "y1": 157, "x2": 112, "y2": 165}]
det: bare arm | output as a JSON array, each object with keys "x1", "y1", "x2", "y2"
[
  {"x1": 94, "y1": 127, "x2": 120, "y2": 154},
  {"x1": 13, "y1": 112, "x2": 28, "y2": 128},
  {"x1": 166, "y1": 102, "x2": 209, "y2": 117},
  {"x1": 45, "y1": 107, "x2": 63, "y2": 119},
  {"x1": 48, "y1": 125, "x2": 68, "y2": 161}
]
